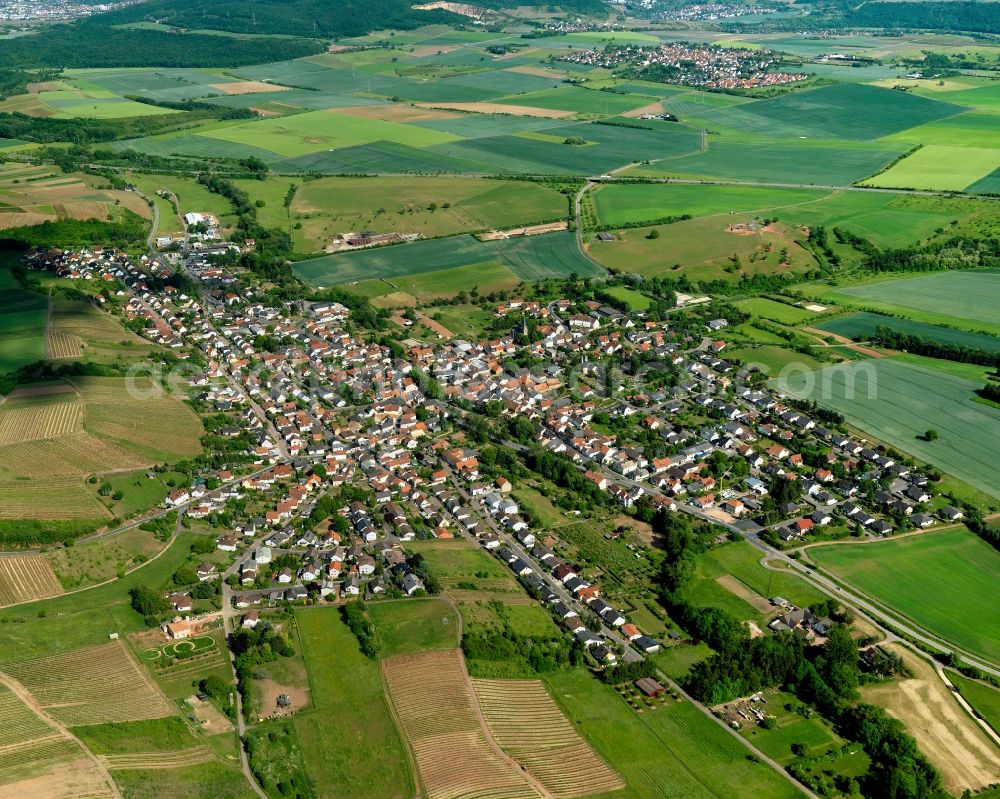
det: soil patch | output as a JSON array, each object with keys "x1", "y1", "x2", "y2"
[
  {"x1": 714, "y1": 575, "x2": 774, "y2": 615},
  {"x1": 211, "y1": 80, "x2": 291, "y2": 95},
  {"x1": 862, "y1": 644, "x2": 1000, "y2": 794},
  {"x1": 414, "y1": 101, "x2": 573, "y2": 118},
  {"x1": 256, "y1": 679, "x2": 309, "y2": 721}
]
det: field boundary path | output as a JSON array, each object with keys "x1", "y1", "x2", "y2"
[
  {"x1": 938, "y1": 666, "x2": 1000, "y2": 749},
  {"x1": 434, "y1": 594, "x2": 556, "y2": 799},
  {"x1": 801, "y1": 326, "x2": 887, "y2": 358},
  {"x1": 220, "y1": 534, "x2": 270, "y2": 799},
  {"x1": 0, "y1": 670, "x2": 123, "y2": 799}
]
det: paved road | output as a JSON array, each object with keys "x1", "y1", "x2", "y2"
[
  {"x1": 441, "y1": 464, "x2": 644, "y2": 663},
  {"x1": 220, "y1": 531, "x2": 270, "y2": 799}
]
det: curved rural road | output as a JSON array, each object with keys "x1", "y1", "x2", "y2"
[
  {"x1": 0, "y1": 670, "x2": 124, "y2": 799},
  {"x1": 749, "y1": 535, "x2": 1000, "y2": 678}
]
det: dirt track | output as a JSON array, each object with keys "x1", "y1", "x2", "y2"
[{"x1": 802, "y1": 327, "x2": 887, "y2": 359}]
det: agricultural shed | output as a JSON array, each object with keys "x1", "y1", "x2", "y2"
[{"x1": 636, "y1": 677, "x2": 665, "y2": 697}]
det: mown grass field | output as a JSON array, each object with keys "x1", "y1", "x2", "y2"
[
  {"x1": 603, "y1": 285, "x2": 651, "y2": 311},
  {"x1": 863, "y1": 145, "x2": 1000, "y2": 192},
  {"x1": 737, "y1": 297, "x2": 819, "y2": 325},
  {"x1": 835, "y1": 271, "x2": 1000, "y2": 329},
  {"x1": 816, "y1": 312, "x2": 1000, "y2": 352},
  {"x1": 544, "y1": 669, "x2": 802, "y2": 799},
  {"x1": 685, "y1": 541, "x2": 824, "y2": 620},
  {"x1": 590, "y1": 215, "x2": 812, "y2": 281},
  {"x1": 293, "y1": 607, "x2": 414, "y2": 799},
  {"x1": 950, "y1": 673, "x2": 1000, "y2": 736},
  {"x1": 290, "y1": 176, "x2": 567, "y2": 252},
  {"x1": 809, "y1": 529, "x2": 1000, "y2": 663},
  {"x1": 740, "y1": 690, "x2": 847, "y2": 764},
  {"x1": 783, "y1": 357, "x2": 1000, "y2": 498},
  {"x1": 369, "y1": 597, "x2": 459, "y2": 658}
]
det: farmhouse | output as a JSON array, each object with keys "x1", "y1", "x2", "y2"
[{"x1": 164, "y1": 620, "x2": 191, "y2": 640}]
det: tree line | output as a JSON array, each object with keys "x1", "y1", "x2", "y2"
[
  {"x1": 0, "y1": 23, "x2": 324, "y2": 69},
  {"x1": 868, "y1": 325, "x2": 1000, "y2": 367}
]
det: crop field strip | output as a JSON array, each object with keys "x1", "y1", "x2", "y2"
[
  {"x1": 382, "y1": 649, "x2": 544, "y2": 799},
  {"x1": 809, "y1": 528, "x2": 1000, "y2": 665},
  {"x1": 0, "y1": 400, "x2": 83, "y2": 446},
  {"x1": 0, "y1": 681, "x2": 114, "y2": 797},
  {"x1": 473, "y1": 679, "x2": 624, "y2": 798},
  {"x1": 98, "y1": 745, "x2": 216, "y2": 770},
  {"x1": 0, "y1": 431, "x2": 150, "y2": 477},
  {"x1": 815, "y1": 312, "x2": 1000, "y2": 353},
  {"x1": 0, "y1": 555, "x2": 64, "y2": 606},
  {"x1": 5, "y1": 641, "x2": 176, "y2": 726},
  {"x1": 0, "y1": 476, "x2": 110, "y2": 520},
  {"x1": 835, "y1": 271, "x2": 1000, "y2": 329},
  {"x1": 784, "y1": 357, "x2": 1000, "y2": 499}
]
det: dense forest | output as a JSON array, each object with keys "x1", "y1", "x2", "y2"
[
  {"x1": 98, "y1": 0, "x2": 607, "y2": 38},
  {"x1": 0, "y1": 104, "x2": 253, "y2": 145},
  {"x1": 0, "y1": 23, "x2": 324, "y2": 69},
  {"x1": 845, "y1": 2, "x2": 1000, "y2": 35}
]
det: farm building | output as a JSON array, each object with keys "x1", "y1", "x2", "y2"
[{"x1": 635, "y1": 677, "x2": 665, "y2": 697}]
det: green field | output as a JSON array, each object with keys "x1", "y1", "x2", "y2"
[
  {"x1": 497, "y1": 86, "x2": 649, "y2": 115},
  {"x1": 592, "y1": 183, "x2": 824, "y2": 227},
  {"x1": 950, "y1": 673, "x2": 1000, "y2": 736},
  {"x1": 0, "y1": 261, "x2": 46, "y2": 373},
  {"x1": 388, "y1": 262, "x2": 521, "y2": 302},
  {"x1": 863, "y1": 145, "x2": 1000, "y2": 192},
  {"x1": 836, "y1": 271, "x2": 1000, "y2": 329},
  {"x1": 636, "y1": 140, "x2": 900, "y2": 186},
  {"x1": 590, "y1": 215, "x2": 812, "y2": 280},
  {"x1": 740, "y1": 690, "x2": 847, "y2": 764},
  {"x1": 680, "y1": 83, "x2": 966, "y2": 141},
  {"x1": 290, "y1": 176, "x2": 567, "y2": 252},
  {"x1": 603, "y1": 285, "x2": 652, "y2": 311},
  {"x1": 293, "y1": 607, "x2": 414, "y2": 799},
  {"x1": 737, "y1": 297, "x2": 820, "y2": 325},
  {"x1": 294, "y1": 231, "x2": 602, "y2": 288},
  {"x1": 685, "y1": 541, "x2": 825, "y2": 619},
  {"x1": 808, "y1": 529, "x2": 1000, "y2": 663},
  {"x1": 545, "y1": 669, "x2": 801, "y2": 799},
  {"x1": 0, "y1": 533, "x2": 215, "y2": 662},
  {"x1": 369, "y1": 597, "x2": 459, "y2": 657},
  {"x1": 200, "y1": 109, "x2": 460, "y2": 157},
  {"x1": 816, "y1": 312, "x2": 1000, "y2": 353},
  {"x1": 782, "y1": 357, "x2": 1000, "y2": 498},
  {"x1": 404, "y1": 538, "x2": 514, "y2": 584}
]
